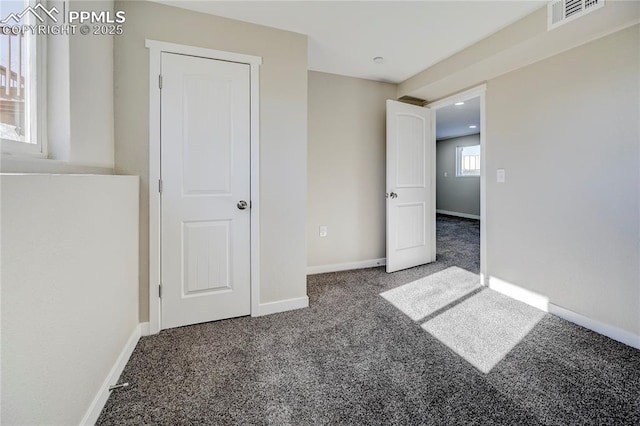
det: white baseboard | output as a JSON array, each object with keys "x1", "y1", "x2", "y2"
[
  {"x1": 307, "y1": 258, "x2": 386, "y2": 275},
  {"x1": 487, "y1": 276, "x2": 549, "y2": 311},
  {"x1": 487, "y1": 276, "x2": 640, "y2": 350},
  {"x1": 436, "y1": 209, "x2": 480, "y2": 220},
  {"x1": 80, "y1": 323, "x2": 146, "y2": 425},
  {"x1": 548, "y1": 304, "x2": 640, "y2": 350},
  {"x1": 139, "y1": 321, "x2": 150, "y2": 337},
  {"x1": 257, "y1": 296, "x2": 309, "y2": 317}
]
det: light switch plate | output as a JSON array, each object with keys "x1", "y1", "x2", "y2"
[
  {"x1": 319, "y1": 226, "x2": 328, "y2": 237},
  {"x1": 496, "y1": 169, "x2": 506, "y2": 183}
]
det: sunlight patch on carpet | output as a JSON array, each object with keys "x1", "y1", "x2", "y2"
[
  {"x1": 380, "y1": 266, "x2": 481, "y2": 321},
  {"x1": 422, "y1": 290, "x2": 544, "y2": 373}
]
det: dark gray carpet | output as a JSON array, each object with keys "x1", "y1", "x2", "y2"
[{"x1": 98, "y1": 214, "x2": 640, "y2": 425}]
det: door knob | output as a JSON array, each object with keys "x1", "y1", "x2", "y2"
[
  {"x1": 237, "y1": 200, "x2": 248, "y2": 210},
  {"x1": 386, "y1": 192, "x2": 398, "y2": 199}
]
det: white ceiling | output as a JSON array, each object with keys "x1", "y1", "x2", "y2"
[
  {"x1": 152, "y1": 1, "x2": 545, "y2": 83},
  {"x1": 436, "y1": 96, "x2": 480, "y2": 140}
]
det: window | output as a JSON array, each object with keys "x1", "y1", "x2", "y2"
[
  {"x1": 0, "y1": 0, "x2": 46, "y2": 156},
  {"x1": 456, "y1": 145, "x2": 480, "y2": 177}
]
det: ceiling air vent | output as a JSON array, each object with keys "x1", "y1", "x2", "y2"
[{"x1": 548, "y1": 0, "x2": 605, "y2": 30}]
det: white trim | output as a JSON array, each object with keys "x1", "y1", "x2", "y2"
[
  {"x1": 249, "y1": 54, "x2": 261, "y2": 318},
  {"x1": 487, "y1": 276, "x2": 549, "y2": 311},
  {"x1": 548, "y1": 304, "x2": 640, "y2": 350},
  {"x1": 80, "y1": 323, "x2": 144, "y2": 425},
  {"x1": 307, "y1": 258, "x2": 387, "y2": 275},
  {"x1": 427, "y1": 84, "x2": 487, "y2": 284},
  {"x1": 146, "y1": 40, "x2": 262, "y2": 332},
  {"x1": 139, "y1": 321, "x2": 150, "y2": 337},
  {"x1": 257, "y1": 296, "x2": 309, "y2": 317},
  {"x1": 1, "y1": 13, "x2": 47, "y2": 157},
  {"x1": 436, "y1": 209, "x2": 480, "y2": 220},
  {"x1": 147, "y1": 42, "x2": 161, "y2": 335},
  {"x1": 487, "y1": 276, "x2": 640, "y2": 350},
  {"x1": 479, "y1": 90, "x2": 487, "y2": 283},
  {"x1": 144, "y1": 40, "x2": 262, "y2": 66},
  {"x1": 430, "y1": 104, "x2": 437, "y2": 262}
]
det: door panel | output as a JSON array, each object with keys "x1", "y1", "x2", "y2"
[
  {"x1": 183, "y1": 220, "x2": 231, "y2": 294},
  {"x1": 396, "y1": 202, "x2": 426, "y2": 250},
  {"x1": 396, "y1": 115, "x2": 426, "y2": 188},
  {"x1": 386, "y1": 100, "x2": 434, "y2": 273},
  {"x1": 161, "y1": 52, "x2": 251, "y2": 329},
  {"x1": 182, "y1": 76, "x2": 233, "y2": 195}
]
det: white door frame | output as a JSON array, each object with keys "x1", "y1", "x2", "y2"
[
  {"x1": 146, "y1": 40, "x2": 262, "y2": 334},
  {"x1": 426, "y1": 84, "x2": 487, "y2": 286}
]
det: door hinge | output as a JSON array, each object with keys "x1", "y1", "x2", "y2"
[
  {"x1": 159, "y1": 74, "x2": 163, "y2": 89},
  {"x1": 158, "y1": 284, "x2": 162, "y2": 298},
  {"x1": 158, "y1": 179, "x2": 163, "y2": 193}
]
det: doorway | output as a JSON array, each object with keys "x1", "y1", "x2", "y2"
[
  {"x1": 146, "y1": 41, "x2": 262, "y2": 333},
  {"x1": 427, "y1": 86, "x2": 487, "y2": 284},
  {"x1": 434, "y1": 97, "x2": 481, "y2": 220}
]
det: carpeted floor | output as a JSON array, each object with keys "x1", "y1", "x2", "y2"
[{"x1": 98, "y1": 214, "x2": 640, "y2": 425}]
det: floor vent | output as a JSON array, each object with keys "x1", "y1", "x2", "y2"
[{"x1": 548, "y1": 0, "x2": 605, "y2": 30}]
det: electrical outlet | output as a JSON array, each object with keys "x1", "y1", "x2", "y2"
[{"x1": 319, "y1": 226, "x2": 328, "y2": 237}]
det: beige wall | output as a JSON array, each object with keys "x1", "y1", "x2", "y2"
[
  {"x1": 307, "y1": 71, "x2": 396, "y2": 268},
  {"x1": 436, "y1": 134, "x2": 481, "y2": 217},
  {"x1": 399, "y1": 1, "x2": 640, "y2": 101},
  {"x1": 1, "y1": 174, "x2": 139, "y2": 424},
  {"x1": 114, "y1": 1, "x2": 308, "y2": 320},
  {"x1": 68, "y1": 1, "x2": 115, "y2": 168},
  {"x1": 485, "y1": 25, "x2": 640, "y2": 335}
]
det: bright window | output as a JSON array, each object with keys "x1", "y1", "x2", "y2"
[
  {"x1": 0, "y1": 0, "x2": 46, "y2": 156},
  {"x1": 456, "y1": 145, "x2": 480, "y2": 177}
]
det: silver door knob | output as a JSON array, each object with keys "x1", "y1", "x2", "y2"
[
  {"x1": 237, "y1": 200, "x2": 248, "y2": 210},
  {"x1": 386, "y1": 192, "x2": 398, "y2": 199}
]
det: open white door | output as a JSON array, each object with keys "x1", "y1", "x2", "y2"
[
  {"x1": 160, "y1": 52, "x2": 251, "y2": 329},
  {"x1": 386, "y1": 100, "x2": 435, "y2": 273}
]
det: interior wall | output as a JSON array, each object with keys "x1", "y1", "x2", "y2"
[
  {"x1": 68, "y1": 0, "x2": 115, "y2": 168},
  {"x1": 486, "y1": 25, "x2": 640, "y2": 336},
  {"x1": 436, "y1": 134, "x2": 481, "y2": 217},
  {"x1": 307, "y1": 71, "x2": 396, "y2": 268},
  {"x1": 114, "y1": 0, "x2": 308, "y2": 320},
  {"x1": 1, "y1": 0, "x2": 115, "y2": 173},
  {"x1": 46, "y1": 1, "x2": 71, "y2": 163},
  {"x1": 1, "y1": 174, "x2": 139, "y2": 425}
]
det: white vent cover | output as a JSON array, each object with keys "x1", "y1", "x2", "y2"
[{"x1": 548, "y1": 0, "x2": 605, "y2": 30}]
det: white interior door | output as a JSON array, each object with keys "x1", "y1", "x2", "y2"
[
  {"x1": 386, "y1": 100, "x2": 435, "y2": 273},
  {"x1": 161, "y1": 52, "x2": 251, "y2": 329}
]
